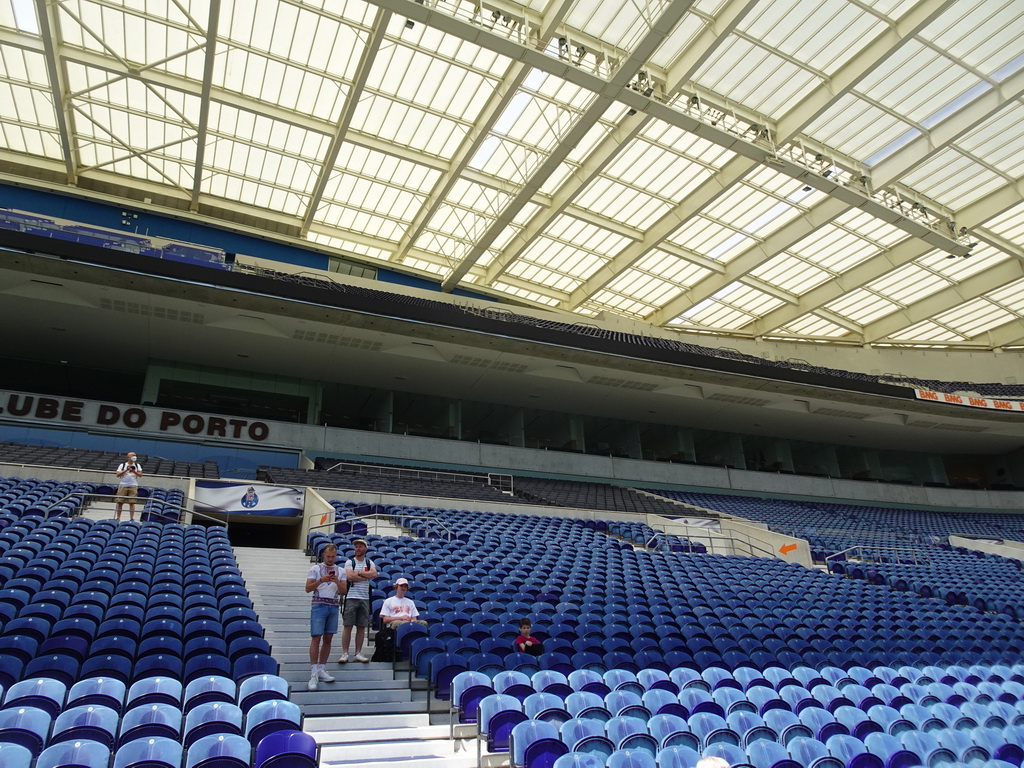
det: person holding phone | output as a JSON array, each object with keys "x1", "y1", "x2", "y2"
[
  {"x1": 305, "y1": 543, "x2": 347, "y2": 690},
  {"x1": 114, "y1": 450, "x2": 143, "y2": 521},
  {"x1": 338, "y1": 538, "x2": 377, "y2": 663}
]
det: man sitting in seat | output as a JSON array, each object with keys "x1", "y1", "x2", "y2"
[{"x1": 379, "y1": 578, "x2": 428, "y2": 627}]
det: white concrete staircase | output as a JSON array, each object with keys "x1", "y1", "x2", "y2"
[{"x1": 233, "y1": 546, "x2": 479, "y2": 768}]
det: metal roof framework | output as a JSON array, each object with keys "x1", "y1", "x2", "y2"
[{"x1": 1, "y1": 0, "x2": 1023, "y2": 348}]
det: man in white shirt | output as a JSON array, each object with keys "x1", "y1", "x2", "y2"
[
  {"x1": 379, "y1": 578, "x2": 428, "y2": 627},
  {"x1": 114, "y1": 451, "x2": 143, "y2": 521},
  {"x1": 305, "y1": 543, "x2": 347, "y2": 691}
]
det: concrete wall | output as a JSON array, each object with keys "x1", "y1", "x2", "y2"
[{"x1": 950, "y1": 535, "x2": 1024, "y2": 563}]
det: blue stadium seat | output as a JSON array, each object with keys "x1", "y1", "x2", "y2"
[
  {"x1": 37, "y1": 738, "x2": 110, "y2": 768},
  {"x1": 67, "y1": 677, "x2": 127, "y2": 714},
  {"x1": 253, "y1": 729, "x2": 318, "y2": 768},
  {"x1": 51, "y1": 704, "x2": 119, "y2": 747},
  {"x1": 113, "y1": 736, "x2": 184, "y2": 768},
  {"x1": 244, "y1": 699, "x2": 302, "y2": 747},
  {"x1": 2, "y1": 677, "x2": 67, "y2": 717},
  {"x1": 0, "y1": 705, "x2": 51, "y2": 755}
]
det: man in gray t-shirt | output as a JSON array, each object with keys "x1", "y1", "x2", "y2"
[{"x1": 337, "y1": 538, "x2": 377, "y2": 663}]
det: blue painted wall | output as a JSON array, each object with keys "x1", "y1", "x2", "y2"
[{"x1": 0, "y1": 182, "x2": 492, "y2": 300}]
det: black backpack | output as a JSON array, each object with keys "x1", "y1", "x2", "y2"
[{"x1": 371, "y1": 624, "x2": 397, "y2": 662}]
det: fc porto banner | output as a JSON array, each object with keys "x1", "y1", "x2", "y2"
[{"x1": 194, "y1": 480, "x2": 304, "y2": 517}]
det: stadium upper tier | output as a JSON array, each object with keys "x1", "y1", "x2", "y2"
[
  {"x1": 649, "y1": 489, "x2": 1024, "y2": 554},
  {"x1": 0, "y1": 441, "x2": 219, "y2": 480},
  {"x1": 4, "y1": 218, "x2": 1023, "y2": 402}
]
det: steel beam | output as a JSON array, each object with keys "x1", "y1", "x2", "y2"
[
  {"x1": 189, "y1": 0, "x2": 221, "y2": 211},
  {"x1": 561, "y1": 0, "x2": 958, "y2": 311},
  {"x1": 437, "y1": 0, "x2": 701, "y2": 291},
  {"x1": 34, "y1": 0, "x2": 77, "y2": 183},
  {"x1": 300, "y1": 9, "x2": 392, "y2": 236}
]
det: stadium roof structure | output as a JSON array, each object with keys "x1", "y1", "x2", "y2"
[{"x1": 1, "y1": 0, "x2": 1023, "y2": 350}]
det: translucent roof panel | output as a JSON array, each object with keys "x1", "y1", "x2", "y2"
[{"x1": 0, "y1": 0, "x2": 1020, "y2": 349}]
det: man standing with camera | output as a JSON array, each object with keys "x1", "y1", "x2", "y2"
[{"x1": 114, "y1": 450, "x2": 143, "y2": 521}]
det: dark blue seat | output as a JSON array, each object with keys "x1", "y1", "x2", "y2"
[
  {"x1": 254, "y1": 729, "x2": 318, "y2": 768},
  {"x1": 232, "y1": 653, "x2": 279, "y2": 682},
  {"x1": 81, "y1": 654, "x2": 135, "y2": 684},
  {"x1": 184, "y1": 654, "x2": 232, "y2": 683}
]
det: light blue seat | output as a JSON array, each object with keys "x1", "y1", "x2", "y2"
[
  {"x1": 826, "y1": 734, "x2": 884, "y2": 768},
  {"x1": 705, "y1": 742, "x2": 755, "y2": 768},
  {"x1": 657, "y1": 744, "x2": 702, "y2": 768},
  {"x1": 511, "y1": 719, "x2": 560, "y2": 768},
  {"x1": 51, "y1": 704, "x2": 119, "y2": 747},
  {"x1": 0, "y1": 743, "x2": 33, "y2": 768},
  {"x1": 606, "y1": 748, "x2": 657, "y2": 768},
  {"x1": 787, "y1": 736, "x2": 845, "y2": 768},
  {"x1": 183, "y1": 701, "x2": 244, "y2": 747},
  {"x1": 113, "y1": 736, "x2": 184, "y2": 768},
  {"x1": 728, "y1": 710, "x2": 777, "y2": 747},
  {"x1": 747, "y1": 739, "x2": 803, "y2": 768},
  {"x1": 184, "y1": 676, "x2": 237, "y2": 713},
  {"x1": 551, "y1": 753, "x2": 605, "y2": 768},
  {"x1": 0, "y1": 705, "x2": 51, "y2": 755},
  {"x1": 36, "y1": 739, "x2": 110, "y2": 768},
  {"x1": 862, "y1": 732, "x2": 920, "y2": 768}
]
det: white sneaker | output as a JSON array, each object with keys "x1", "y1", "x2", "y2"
[
  {"x1": 337, "y1": 653, "x2": 349, "y2": 663},
  {"x1": 317, "y1": 669, "x2": 335, "y2": 682},
  {"x1": 354, "y1": 653, "x2": 369, "y2": 663},
  {"x1": 307, "y1": 674, "x2": 318, "y2": 691}
]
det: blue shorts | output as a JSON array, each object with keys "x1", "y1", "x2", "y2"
[{"x1": 310, "y1": 602, "x2": 339, "y2": 636}]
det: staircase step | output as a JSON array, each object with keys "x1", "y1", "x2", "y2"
[
  {"x1": 310, "y1": 724, "x2": 453, "y2": 744},
  {"x1": 291, "y1": 688, "x2": 413, "y2": 705},
  {"x1": 320, "y1": 739, "x2": 469, "y2": 763},
  {"x1": 320, "y1": 754, "x2": 479, "y2": 768},
  {"x1": 306, "y1": 714, "x2": 432, "y2": 731}
]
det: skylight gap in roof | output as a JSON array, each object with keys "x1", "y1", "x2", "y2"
[{"x1": 10, "y1": 0, "x2": 38, "y2": 33}]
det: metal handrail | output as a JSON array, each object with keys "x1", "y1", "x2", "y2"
[
  {"x1": 306, "y1": 510, "x2": 457, "y2": 543},
  {"x1": 39, "y1": 490, "x2": 228, "y2": 527},
  {"x1": 825, "y1": 544, "x2": 932, "y2": 567},
  {"x1": 646, "y1": 530, "x2": 775, "y2": 558}
]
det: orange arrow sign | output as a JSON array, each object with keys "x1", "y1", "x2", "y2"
[{"x1": 780, "y1": 544, "x2": 798, "y2": 555}]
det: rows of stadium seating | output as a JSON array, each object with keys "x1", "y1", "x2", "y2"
[
  {"x1": 512, "y1": 477, "x2": 696, "y2": 517},
  {"x1": 258, "y1": 464, "x2": 527, "y2": 503},
  {"x1": 649, "y1": 490, "x2": 1024, "y2": 557},
  {"x1": 0, "y1": 476, "x2": 185, "y2": 524},
  {"x1": 0, "y1": 483, "x2": 325, "y2": 767},
  {"x1": 5, "y1": 457, "x2": 1024, "y2": 768},
  {"x1": 0, "y1": 441, "x2": 220, "y2": 478},
  {"x1": 0, "y1": 208, "x2": 228, "y2": 268},
  {"x1": 463, "y1": 661, "x2": 1024, "y2": 768}
]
